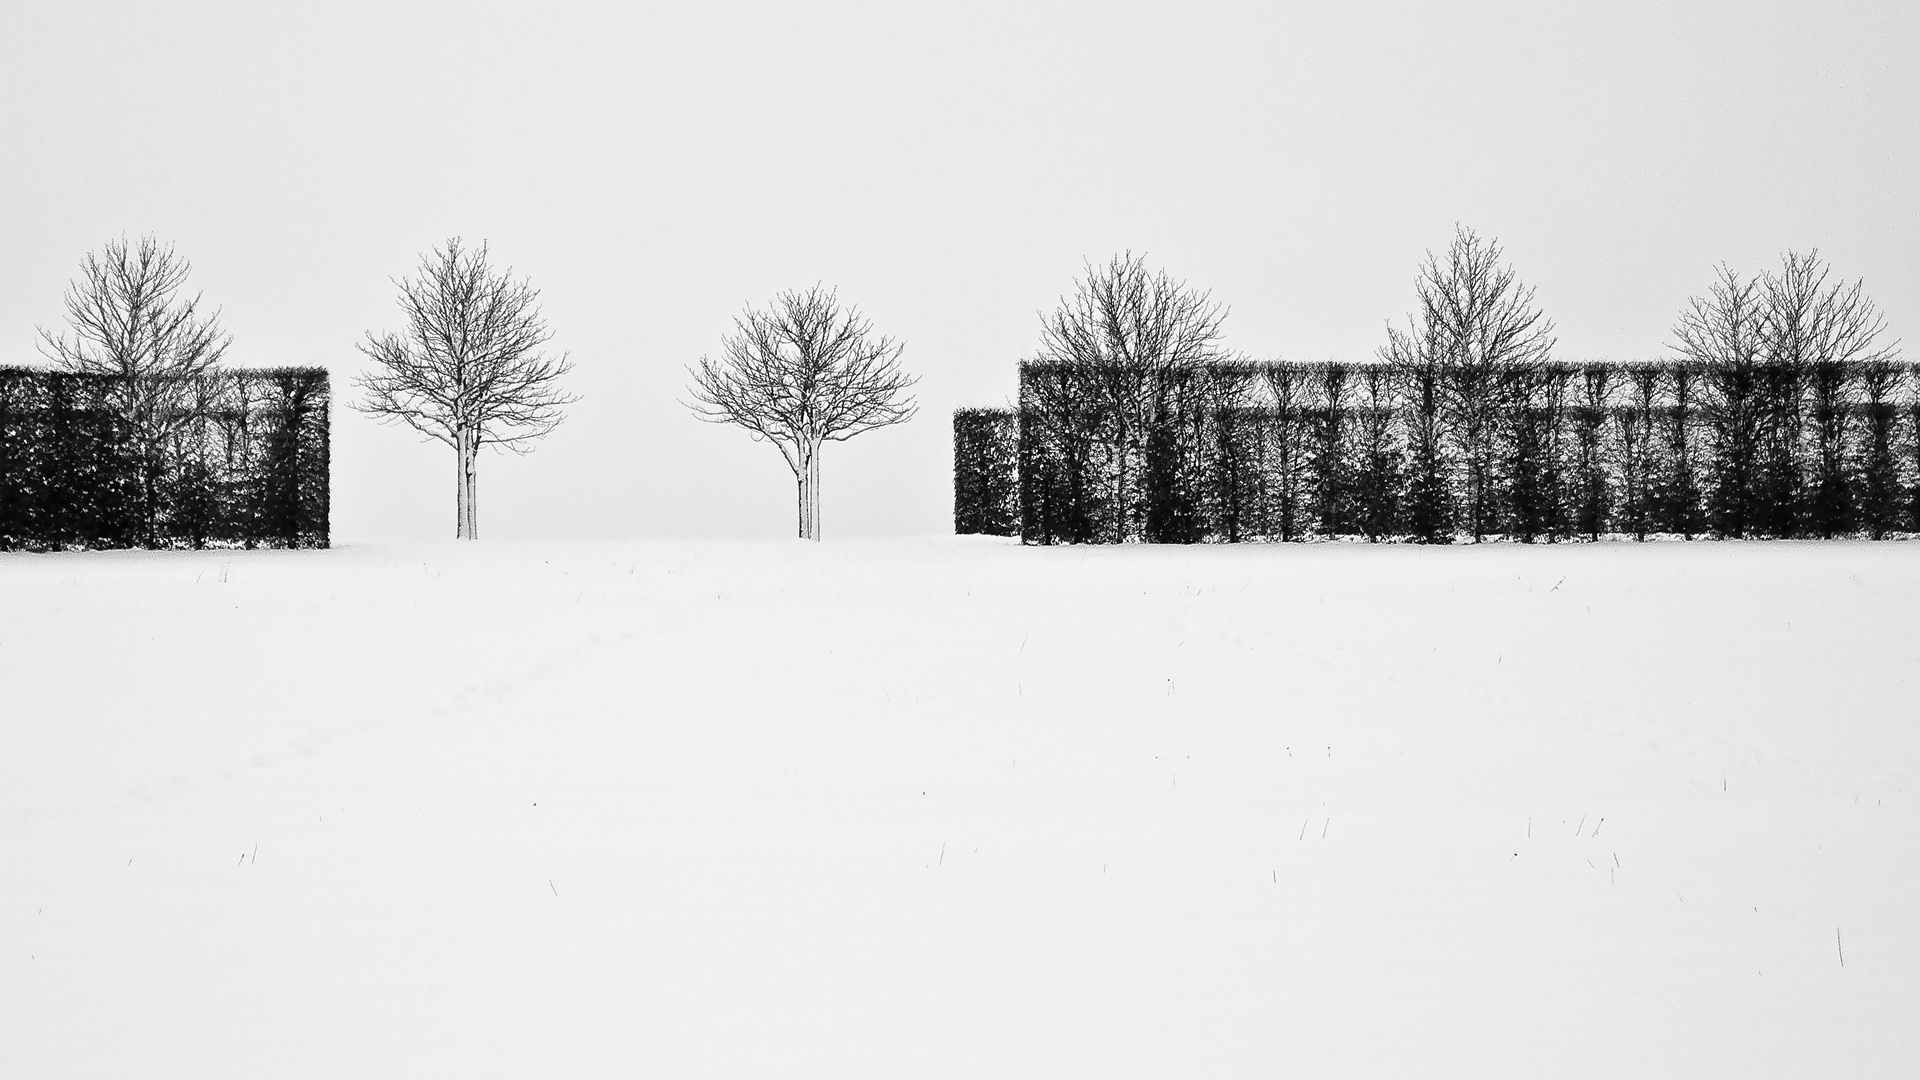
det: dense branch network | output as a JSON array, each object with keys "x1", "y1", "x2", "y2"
[
  {"x1": 1672, "y1": 249, "x2": 1900, "y2": 537},
  {"x1": 1380, "y1": 225, "x2": 1556, "y2": 540},
  {"x1": 37, "y1": 234, "x2": 232, "y2": 445},
  {"x1": 354, "y1": 238, "x2": 574, "y2": 451},
  {"x1": 353, "y1": 238, "x2": 576, "y2": 538},
  {"x1": 1033, "y1": 253, "x2": 1231, "y2": 540},
  {"x1": 37, "y1": 234, "x2": 231, "y2": 383},
  {"x1": 687, "y1": 286, "x2": 916, "y2": 539},
  {"x1": 35, "y1": 234, "x2": 234, "y2": 543}
]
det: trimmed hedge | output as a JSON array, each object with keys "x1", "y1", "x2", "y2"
[
  {"x1": 953, "y1": 407, "x2": 1018, "y2": 535},
  {"x1": 957, "y1": 358, "x2": 1920, "y2": 544},
  {"x1": 0, "y1": 367, "x2": 330, "y2": 550}
]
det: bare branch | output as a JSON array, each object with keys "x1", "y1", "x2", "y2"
[
  {"x1": 686, "y1": 285, "x2": 917, "y2": 540},
  {"x1": 36, "y1": 234, "x2": 233, "y2": 448},
  {"x1": 1030, "y1": 252, "x2": 1231, "y2": 541},
  {"x1": 1380, "y1": 225, "x2": 1556, "y2": 541},
  {"x1": 352, "y1": 238, "x2": 577, "y2": 538},
  {"x1": 37, "y1": 234, "x2": 231, "y2": 381}
]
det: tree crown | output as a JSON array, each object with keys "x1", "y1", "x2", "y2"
[
  {"x1": 687, "y1": 285, "x2": 917, "y2": 473},
  {"x1": 38, "y1": 234, "x2": 230, "y2": 380},
  {"x1": 354, "y1": 238, "x2": 576, "y2": 452}
]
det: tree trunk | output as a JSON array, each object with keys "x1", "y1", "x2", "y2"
[
  {"x1": 455, "y1": 427, "x2": 480, "y2": 540},
  {"x1": 465, "y1": 438, "x2": 479, "y2": 539},
  {"x1": 795, "y1": 440, "x2": 823, "y2": 540}
]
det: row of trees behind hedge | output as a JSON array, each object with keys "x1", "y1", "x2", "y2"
[
  {"x1": 0, "y1": 368, "x2": 330, "y2": 550},
  {"x1": 956, "y1": 237, "x2": 1912, "y2": 544},
  {"x1": 956, "y1": 357, "x2": 1920, "y2": 543},
  {"x1": 5, "y1": 235, "x2": 331, "y2": 550}
]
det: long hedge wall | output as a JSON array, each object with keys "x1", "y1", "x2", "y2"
[
  {"x1": 0, "y1": 367, "x2": 330, "y2": 550},
  {"x1": 954, "y1": 359, "x2": 1920, "y2": 544}
]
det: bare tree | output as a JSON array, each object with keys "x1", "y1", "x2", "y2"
[
  {"x1": 37, "y1": 234, "x2": 232, "y2": 542},
  {"x1": 1674, "y1": 265, "x2": 1767, "y2": 536},
  {"x1": 1019, "y1": 359, "x2": 1115, "y2": 544},
  {"x1": 354, "y1": 238, "x2": 575, "y2": 540},
  {"x1": 1760, "y1": 250, "x2": 1895, "y2": 373},
  {"x1": 1382, "y1": 315, "x2": 1452, "y2": 542},
  {"x1": 1035, "y1": 253, "x2": 1230, "y2": 542},
  {"x1": 1761, "y1": 250, "x2": 1899, "y2": 537},
  {"x1": 687, "y1": 286, "x2": 916, "y2": 540},
  {"x1": 1385, "y1": 226, "x2": 1555, "y2": 541}
]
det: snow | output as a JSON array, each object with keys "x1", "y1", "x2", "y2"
[{"x1": 3, "y1": 537, "x2": 1916, "y2": 1077}]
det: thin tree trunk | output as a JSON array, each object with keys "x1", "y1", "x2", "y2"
[
  {"x1": 810, "y1": 447, "x2": 822, "y2": 540},
  {"x1": 795, "y1": 440, "x2": 823, "y2": 540},
  {"x1": 455, "y1": 427, "x2": 468, "y2": 539},
  {"x1": 455, "y1": 426, "x2": 479, "y2": 540},
  {"x1": 795, "y1": 465, "x2": 810, "y2": 539},
  {"x1": 466, "y1": 438, "x2": 479, "y2": 540}
]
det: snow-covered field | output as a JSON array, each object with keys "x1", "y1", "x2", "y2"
[{"x1": 3, "y1": 537, "x2": 1915, "y2": 1078}]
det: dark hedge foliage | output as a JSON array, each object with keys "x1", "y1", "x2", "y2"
[
  {"x1": 953, "y1": 407, "x2": 1018, "y2": 536},
  {"x1": 955, "y1": 358, "x2": 1920, "y2": 544},
  {"x1": 0, "y1": 367, "x2": 329, "y2": 551}
]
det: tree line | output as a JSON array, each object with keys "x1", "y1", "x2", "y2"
[
  {"x1": 13, "y1": 227, "x2": 1907, "y2": 549},
  {"x1": 8, "y1": 234, "x2": 918, "y2": 547},
  {"x1": 958, "y1": 233, "x2": 1913, "y2": 544}
]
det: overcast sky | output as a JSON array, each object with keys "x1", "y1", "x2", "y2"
[{"x1": 3, "y1": 1, "x2": 1913, "y2": 542}]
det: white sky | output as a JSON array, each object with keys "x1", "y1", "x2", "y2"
[{"x1": 2, "y1": 1, "x2": 1913, "y2": 541}]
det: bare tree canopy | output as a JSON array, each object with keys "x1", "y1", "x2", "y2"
[
  {"x1": 1676, "y1": 250, "x2": 1902, "y2": 537},
  {"x1": 35, "y1": 234, "x2": 233, "y2": 544},
  {"x1": 1381, "y1": 225, "x2": 1555, "y2": 540},
  {"x1": 37, "y1": 234, "x2": 231, "y2": 380},
  {"x1": 1036, "y1": 252, "x2": 1229, "y2": 381},
  {"x1": 1757, "y1": 249, "x2": 1899, "y2": 370},
  {"x1": 1672, "y1": 263, "x2": 1766, "y2": 371},
  {"x1": 687, "y1": 285, "x2": 916, "y2": 540},
  {"x1": 1033, "y1": 252, "x2": 1231, "y2": 541},
  {"x1": 1394, "y1": 226, "x2": 1555, "y2": 373},
  {"x1": 354, "y1": 238, "x2": 576, "y2": 540},
  {"x1": 1761, "y1": 251, "x2": 1900, "y2": 538}
]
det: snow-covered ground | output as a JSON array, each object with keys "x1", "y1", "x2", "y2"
[{"x1": 3, "y1": 537, "x2": 1915, "y2": 1078}]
